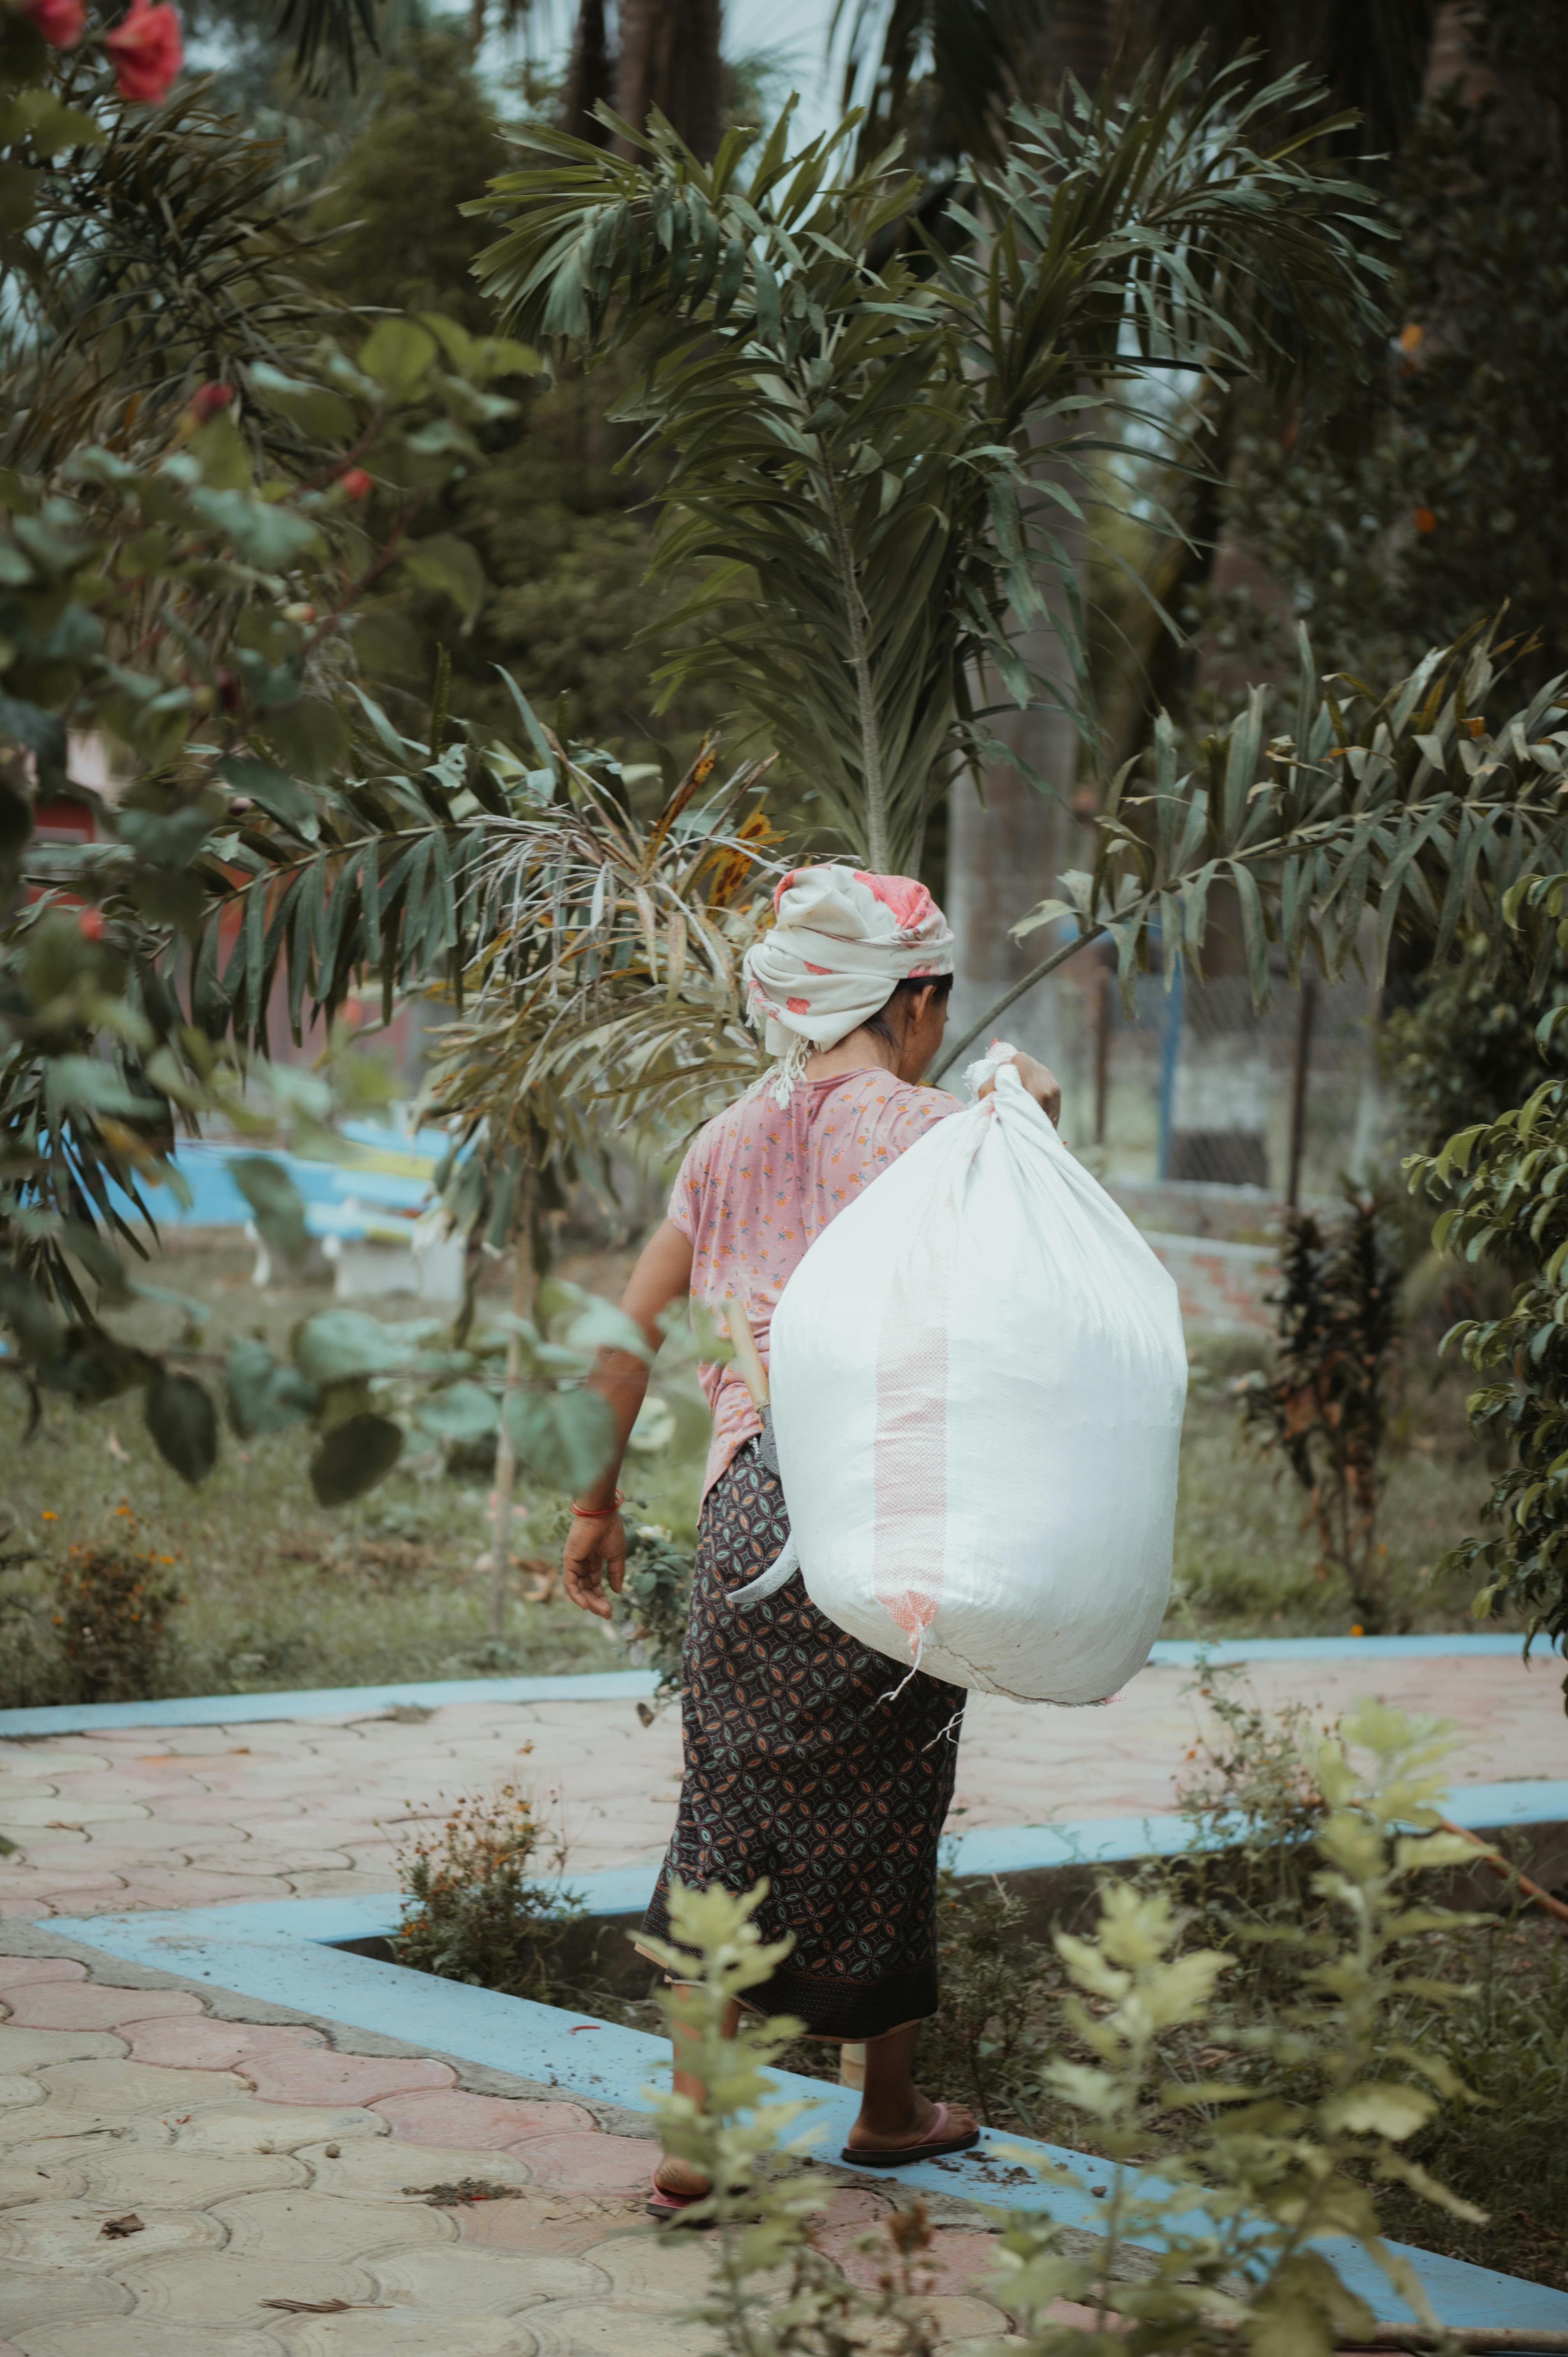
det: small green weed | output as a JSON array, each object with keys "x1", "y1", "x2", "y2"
[
  {"x1": 611, "y1": 1519, "x2": 693, "y2": 1711},
  {"x1": 392, "y1": 1777, "x2": 582, "y2": 2002}
]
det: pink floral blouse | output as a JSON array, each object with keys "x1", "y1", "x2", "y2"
[{"x1": 667, "y1": 1068, "x2": 957, "y2": 1503}]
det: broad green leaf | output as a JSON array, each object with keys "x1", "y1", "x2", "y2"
[
  {"x1": 248, "y1": 362, "x2": 357, "y2": 443},
  {"x1": 188, "y1": 411, "x2": 252, "y2": 492},
  {"x1": 310, "y1": 1411, "x2": 404, "y2": 1505},
  {"x1": 225, "y1": 1337, "x2": 320, "y2": 1438},
  {"x1": 293, "y1": 1308, "x2": 411, "y2": 1385},
  {"x1": 401, "y1": 531, "x2": 486, "y2": 624},
  {"x1": 44, "y1": 1057, "x2": 162, "y2": 1124},
  {"x1": 413, "y1": 1380, "x2": 500, "y2": 1444},
  {"x1": 359, "y1": 317, "x2": 438, "y2": 396},
  {"x1": 563, "y1": 1299, "x2": 653, "y2": 1364},
  {"x1": 144, "y1": 1371, "x2": 219, "y2": 1485},
  {"x1": 115, "y1": 805, "x2": 214, "y2": 870},
  {"x1": 228, "y1": 1154, "x2": 309, "y2": 1267},
  {"x1": 259, "y1": 696, "x2": 349, "y2": 785},
  {"x1": 0, "y1": 1263, "x2": 64, "y2": 1358},
  {"x1": 39, "y1": 1328, "x2": 157, "y2": 1405},
  {"x1": 189, "y1": 488, "x2": 323, "y2": 569},
  {"x1": 221, "y1": 754, "x2": 319, "y2": 838},
  {"x1": 1321, "y1": 2081, "x2": 1435, "y2": 2141},
  {"x1": 504, "y1": 1385, "x2": 616, "y2": 1493}
]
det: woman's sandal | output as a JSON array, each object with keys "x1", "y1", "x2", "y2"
[
  {"x1": 647, "y1": 2167, "x2": 714, "y2": 2226},
  {"x1": 646, "y1": 2168, "x2": 756, "y2": 2225},
  {"x1": 839, "y1": 2100, "x2": 980, "y2": 2167}
]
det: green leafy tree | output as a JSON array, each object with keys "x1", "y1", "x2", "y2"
[
  {"x1": 1383, "y1": 930, "x2": 1568, "y2": 1161},
  {"x1": 946, "y1": 625, "x2": 1568, "y2": 1074},
  {"x1": 1195, "y1": 0, "x2": 1568, "y2": 707},
  {"x1": 641, "y1": 1708, "x2": 1485, "y2": 2354},
  {"x1": 303, "y1": 32, "x2": 709, "y2": 756},
  {"x1": 469, "y1": 62, "x2": 1385, "y2": 873},
  {"x1": 1408, "y1": 919, "x2": 1568, "y2": 1698}
]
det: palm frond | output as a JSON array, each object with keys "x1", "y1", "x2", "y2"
[
  {"x1": 271, "y1": 0, "x2": 385, "y2": 92},
  {"x1": 935, "y1": 625, "x2": 1568, "y2": 1073},
  {"x1": 190, "y1": 691, "x2": 779, "y2": 1162},
  {"x1": 2, "y1": 79, "x2": 344, "y2": 469},
  {"x1": 467, "y1": 60, "x2": 1385, "y2": 873}
]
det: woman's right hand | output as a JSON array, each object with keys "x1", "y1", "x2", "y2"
[
  {"x1": 978, "y1": 1051, "x2": 1061, "y2": 1125},
  {"x1": 562, "y1": 1511, "x2": 627, "y2": 1620}
]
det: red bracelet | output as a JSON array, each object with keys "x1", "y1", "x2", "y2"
[{"x1": 570, "y1": 1489, "x2": 624, "y2": 1519}]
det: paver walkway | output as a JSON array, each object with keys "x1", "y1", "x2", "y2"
[
  {"x1": 0, "y1": 1946, "x2": 1015, "y2": 2354},
  {"x1": 0, "y1": 1649, "x2": 1560, "y2": 1921},
  {"x1": 0, "y1": 1645, "x2": 1562, "y2": 2350}
]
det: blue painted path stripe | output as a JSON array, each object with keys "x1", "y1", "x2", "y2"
[
  {"x1": 0, "y1": 1670, "x2": 660, "y2": 1737},
  {"x1": 53, "y1": 1900, "x2": 1568, "y2": 2334},
  {"x1": 0, "y1": 1633, "x2": 1550, "y2": 1739},
  {"x1": 103, "y1": 1770, "x2": 1568, "y2": 1962}
]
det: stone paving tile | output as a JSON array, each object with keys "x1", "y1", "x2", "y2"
[
  {"x1": 242, "y1": 2051, "x2": 456, "y2": 2110},
  {"x1": 284, "y1": 2315, "x2": 536, "y2": 2356},
  {"x1": 0, "y1": 2267, "x2": 133, "y2": 2336},
  {"x1": 71, "y1": 2148, "x2": 308, "y2": 2210},
  {"x1": 111, "y1": 2244, "x2": 381, "y2": 2324},
  {"x1": 0, "y1": 1967, "x2": 82, "y2": 1996},
  {"x1": 0, "y1": 2196, "x2": 224, "y2": 2268},
  {"x1": 368, "y1": 2242, "x2": 606, "y2": 2312},
  {"x1": 301, "y1": 2138, "x2": 535, "y2": 2206},
  {"x1": 451, "y1": 2190, "x2": 648, "y2": 2260},
  {"x1": 500, "y1": 2131, "x2": 655, "y2": 2195},
  {"x1": 19, "y1": 2323, "x2": 279, "y2": 2357},
  {"x1": 370, "y1": 2089, "x2": 595, "y2": 2149},
  {"x1": 166, "y1": 2103, "x2": 390, "y2": 2156},
  {"x1": 120, "y1": 2019, "x2": 327, "y2": 2073},
  {"x1": 4, "y1": 1649, "x2": 1562, "y2": 1922},
  {"x1": 0, "y1": 1983, "x2": 205, "y2": 2034},
  {"x1": 0, "y1": 1949, "x2": 1014, "y2": 2353},
  {"x1": 0, "y1": 2031, "x2": 125, "y2": 2072}
]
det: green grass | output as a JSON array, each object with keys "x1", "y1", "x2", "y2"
[
  {"x1": 1167, "y1": 1329, "x2": 1512, "y2": 1639},
  {"x1": 0, "y1": 1239, "x2": 705, "y2": 1709},
  {"x1": 0, "y1": 1246, "x2": 1513, "y2": 1708}
]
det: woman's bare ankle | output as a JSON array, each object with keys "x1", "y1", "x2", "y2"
[{"x1": 846, "y1": 2087, "x2": 939, "y2": 2147}]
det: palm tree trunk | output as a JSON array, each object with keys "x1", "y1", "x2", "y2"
[
  {"x1": 947, "y1": 1, "x2": 1109, "y2": 1068},
  {"x1": 563, "y1": 0, "x2": 616, "y2": 144},
  {"x1": 614, "y1": 0, "x2": 724, "y2": 161}
]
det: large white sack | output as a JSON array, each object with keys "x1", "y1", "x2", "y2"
[{"x1": 765, "y1": 1048, "x2": 1187, "y2": 1703}]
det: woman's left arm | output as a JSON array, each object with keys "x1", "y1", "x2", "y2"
[{"x1": 561, "y1": 1218, "x2": 695, "y2": 1619}]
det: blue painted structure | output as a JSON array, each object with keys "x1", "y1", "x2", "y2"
[
  {"x1": 20, "y1": 1642, "x2": 1568, "y2": 2329},
  {"x1": 1157, "y1": 952, "x2": 1185, "y2": 1180},
  {"x1": 55, "y1": 1888, "x2": 1568, "y2": 2335},
  {"x1": 0, "y1": 1631, "x2": 1547, "y2": 1742}
]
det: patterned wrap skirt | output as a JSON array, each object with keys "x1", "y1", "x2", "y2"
[{"x1": 639, "y1": 1438, "x2": 965, "y2": 2041}]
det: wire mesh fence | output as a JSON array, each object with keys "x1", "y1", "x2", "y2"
[{"x1": 1051, "y1": 950, "x2": 1390, "y2": 1204}]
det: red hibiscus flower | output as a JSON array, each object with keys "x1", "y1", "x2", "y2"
[
  {"x1": 105, "y1": 1, "x2": 183, "y2": 104},
  {"x1": 25, "y1": 0, "x2": 86, "y2": 45}
]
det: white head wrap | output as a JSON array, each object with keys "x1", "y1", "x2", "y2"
[{"x1": 742, "y1": 865, "x2": 956, "y2": 1104}]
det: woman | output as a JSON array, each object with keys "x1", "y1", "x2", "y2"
[{"x1": 562, "y1": 866, "x2": 1059, "y2": 2212}]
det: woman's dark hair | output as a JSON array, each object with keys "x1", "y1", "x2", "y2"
[{"x1": 863, "y1": 972, "x2": 954, "y2": 1050}]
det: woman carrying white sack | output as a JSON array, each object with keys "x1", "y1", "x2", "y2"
[{"x1": 560, "y1": 865, "x2": 1059, "y2": 2214}]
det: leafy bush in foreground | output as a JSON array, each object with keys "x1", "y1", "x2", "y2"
[{"x1": 655, "y1": 1706, "x2": 1491, "y2": 2353}]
